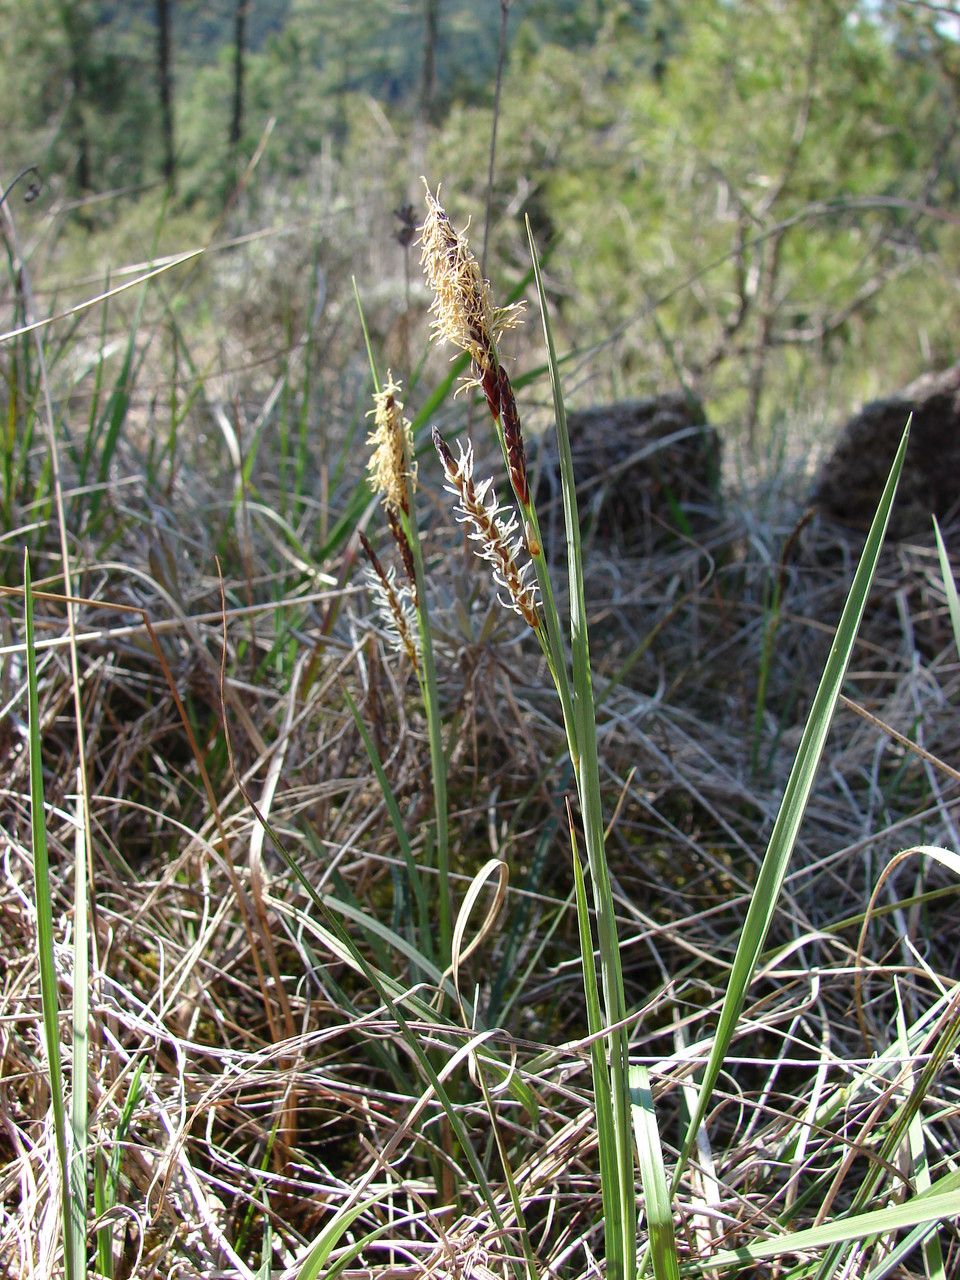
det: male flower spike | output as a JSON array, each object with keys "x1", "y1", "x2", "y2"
[{"x1": 419, "y1": 184, "x2": 530, "y2": 506}]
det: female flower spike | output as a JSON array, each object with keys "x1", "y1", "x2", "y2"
[
  {"x1": 359, "y1": 531, "x2": 420, "y2": 670},
  {"x1": 432, "y1": 428, "x2": 540, "y2": 631}
]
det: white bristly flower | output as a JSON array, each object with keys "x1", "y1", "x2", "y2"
[{"x1": 432, "y1": 429, "x2": 540, "y2": 631}]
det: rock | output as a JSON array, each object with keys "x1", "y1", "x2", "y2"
[
  {"x1": 533, "y1": 393, "x2": 721, "y2": 550},
  {"x1": 811, "y1": 364, "x2": 960, "y2": 539}
]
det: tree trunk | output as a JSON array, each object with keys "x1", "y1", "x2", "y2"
[
  {"x1": 230, "y1": 0, "x2": 249, "y2": 149},
  {"x1": 58, "y1": 1, "x2": 92, "y2": 192},
  {"x1": 156, "y1": 0, "x2": 176, "y2": 187},
  {"x1": 421, "y1": 0, "x2": 439, "y2": 122}
]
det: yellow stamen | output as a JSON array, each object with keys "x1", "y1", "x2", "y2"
[{"x1": 366, "y1": 373, "x2": 416, "y2": 513}]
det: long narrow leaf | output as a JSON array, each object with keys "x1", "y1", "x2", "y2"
[
  {"x1": 571, "y1": 819, "x2": 623, "y2": 1256},
  {"x1": 697, "y1": 1183, "x2": 960, "y2": 1272},
  {"x1": 24, "y1": 552, "x2": 77, "y2": 1279},
  {"x1": 898, "y1": 986, "x2": 946, "y2": 1280},
  {"x1": 528, "y1": 217, "x2": 636, "y2": 1280},
  {"x1": 295, "y1": 1193, "x2": 385, "y2": 1280},
  {"x1": 933, "y1": 515, "x2": 960, "y2": 660},
  {"x1": 630, "y1": 1066, "x2": 681, "y2": 1280},
  {"x1": 68, "y1": 787, "x2": 88, "y2": 1278},
  {"x1": 342, "y1": 685, "x2": 431, "y2": 958},
  {"x1": 226, "y1": 788, "x2": 521, "y2": 1277},
  {"x1": 675, "y1": 420, "x2": 911, "y2": 1185}
]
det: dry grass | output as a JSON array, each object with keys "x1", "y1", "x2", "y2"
[{"x1": 1, "y1": 187, "x2": 959, "y2": 1279}]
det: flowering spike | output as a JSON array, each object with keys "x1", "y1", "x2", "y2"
[
  {"x1": 418, "y1": 182, "x2": 522, "y2": 374},
  {"x1": 366, "y1": 374, "x2": 416, "y2": 514},
  {"x1": 432, "y1": 428, "x2": 540, "y2": 631},
  {"x1": 420, "y1": 185, "x2": 530, "y2": 507},
  {"x1": 496, "y1": 367, "x2": 529, "y2": 505}
]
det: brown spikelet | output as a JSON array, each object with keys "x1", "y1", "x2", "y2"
[
  {"x1": 480, "y1": 363, "x2": 502, "y2": 419},
  {"x1": 432, "y1": 425, "x2": 457, "y2": 476},
  {"x1": 386, "y1": 505, "x2": 418, "y2": 607},
  {"x1": 496, "y1": 368, "x2": 529, "y2": 505}
]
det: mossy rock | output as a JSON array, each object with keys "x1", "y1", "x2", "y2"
[
  {"x1": 533, "y1": 392, "x2": 722, "y2": 551},
  {"x1": 812, "y1": 363, "x2": 960, "y2": 539}
]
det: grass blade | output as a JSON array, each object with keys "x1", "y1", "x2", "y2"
[
  {"x1": 570, "y1": 812, "x2": 624, "y2": 1259},
  {"x1": 933, "y1": 515, "x2": 960, "y2": 660},
  {"x1": 68, "y1": 786, "x2": 88, "y2": 1279},
  {"x1": 295, "y1": 1192, "x2": 385, "y2": 1280},
  {"x1": 630, "y1": 1065, "x2": 681, "y2": 1280},
  {"x1": 528, "y1": 216, "x2": 636, "y2": 1280},
  {"x1": 95, "y1": 1059, "x2": 145, "y2": 1278},
  {"x1": 675, "y1": 419, "x2": 911, "y2": 1185},
  {"x1": 342, "y1": 685, "x2": 432, "y2": 963},
  {"x1": 697, "y1": 1181, "x2": 960, "y2": 1273},
  {"x1": 898, "y1": 984, "x2": 946, "y2": 1280},
  {"x1": 24, "y1": 551, "x2": 77, "y2": 1279}
]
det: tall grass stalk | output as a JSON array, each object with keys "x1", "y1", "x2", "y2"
[
  {"x1": 24, "y1": 554, "x2": 79, "y2": 1280},
  {"x1": 6, "y1": 188, "x2": 95, "y2": 1278},
  {"x1": 356, "y1": 285, "x2": 452, "y2": 963},
  {"x1": 68, "y1": 784, "x2": 89, "y2": 1280},
  {"x1": 419, "y1": 187, "x2": 640, "y2": 1278},
  {"x1": 526, "y1": 224, "x2": 638, "y2": 1280}
]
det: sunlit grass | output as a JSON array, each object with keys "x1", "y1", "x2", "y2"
[{"x1": 2, "y1": 179, "x2": 959, "y2": 1280}]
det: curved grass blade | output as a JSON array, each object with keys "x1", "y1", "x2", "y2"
[
  {"x1": 295, "y1": 1192, "x2": 385, "y2": 1280},
  {"x1": 696, "y1": 1181, "x2": 960, "y2": 1273}
]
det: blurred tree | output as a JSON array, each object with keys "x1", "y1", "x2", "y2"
[
  {"x1": 156, "y1": 0, "x2": 176, "y2": 186},
  {"x1": 56, "y1": 0, "x2": 94, "y2": 191},
  {"x1": 0, "y1": 0, "x2": 158, "y2": 198},
  {"x1": 230, "y1": 0, "x2": 249, "y2": 150},
  {"x1": 421, "y1": 0, "x2": 440, "y2": 120}
]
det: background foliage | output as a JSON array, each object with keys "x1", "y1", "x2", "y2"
[{"x1": 2, "y1": 0, "x2": 959, "y2": 440}]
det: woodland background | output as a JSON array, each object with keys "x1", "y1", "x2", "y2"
[{"x1": 3, "y1": 0, "x2": 960, "y2": 449}]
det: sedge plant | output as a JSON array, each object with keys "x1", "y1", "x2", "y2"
[
  {"x1": 417, "y1": 183, "x2": 639, "y2": 1280},
  {"x1": 397, "y1": 183, "x2": 952, "y2": 1280},
  {"x1": 358, "y1": 365, "x2": 452, "y2": 968}
]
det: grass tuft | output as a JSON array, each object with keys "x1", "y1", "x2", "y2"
[{"x1": 2, "y1": 179, "x2": 959, "y2": 1280}]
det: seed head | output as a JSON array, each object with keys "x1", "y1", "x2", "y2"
[
  {"x1": 432, "y1": 428, "x2": 540, "y2": 631},
  {"x1": 418, "y1": 182, "x2": 522, "y2": 373},
  {"x1": 367, "y1": 374, "x2": 416, "y2": 514}
]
